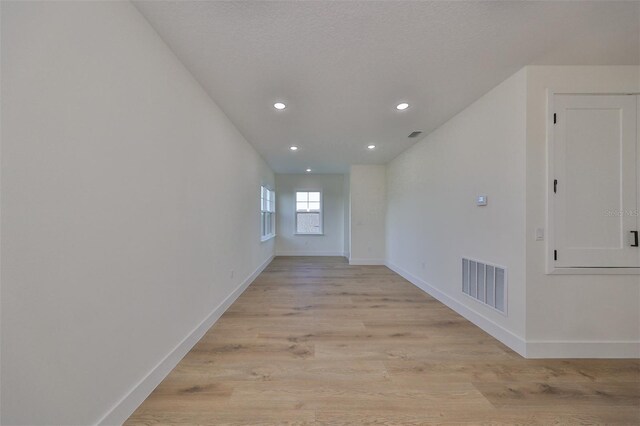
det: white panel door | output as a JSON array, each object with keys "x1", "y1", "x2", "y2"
[{"x1": 554, "y1": 94, "x2": 639, "y2": 268}]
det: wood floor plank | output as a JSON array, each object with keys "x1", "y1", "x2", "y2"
[
  {"x1": 125, "y1": 256, "x2": 640, "y2": 425},
  {"x1": 473, "y1": 381, "x2": 640, "y2": 407},
  {"x1": 385, "y1": 359, "x2": 640, "y2": 384}
]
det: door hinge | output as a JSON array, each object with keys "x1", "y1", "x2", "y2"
[
  {"x1": 553, "y1": 113, "x2": 557, "y2": 124},
  {"x1": 553, "y1": 179, "x2": 558, "y2": 193},
  {"x1": 554, "y1": 250, "x2": 558, "y2": 261}
]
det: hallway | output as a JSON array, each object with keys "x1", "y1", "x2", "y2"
[{"x1": 126, "y1": 257, "x2": 639, "y2": 425}]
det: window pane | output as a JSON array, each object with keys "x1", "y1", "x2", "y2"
[
  {"x1": 297, "y1": 212, "x2": 320, "y2": 233},
  {"x1": 308, "y1": 192, "x2": 320, "y2": 202},
  {"x1": 308, "y1": 202, "x2": 320, "y2": 211},
  {"x1": 296, "y1": 202, "x2": 308, "y2": 212},
  {"x1": 296, "y1": 192, "x2": 308, "y2": 202}
]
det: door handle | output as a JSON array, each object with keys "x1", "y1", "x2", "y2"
[{"x1": 631, "y1": 231, "x2": 639, "y2": 247}]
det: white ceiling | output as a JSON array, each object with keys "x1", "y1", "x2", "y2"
[{"x1": 133, "y1": 1, "x2": 639, "y2": 174}]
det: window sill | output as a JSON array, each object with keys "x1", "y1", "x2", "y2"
[
  {"x1": 294, "y1": 233, "x2": 324, "y2": 236},
  {"x1": 261, "y1": 234, "x2": 276, "y2": 242}
]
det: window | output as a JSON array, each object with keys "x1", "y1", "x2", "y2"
[
  {"x1": 296, "y1": 191, "x2": 322, "y2": 234},
  {"x1": 261, "y1": 186, "x2": 275, "y2": 241}
]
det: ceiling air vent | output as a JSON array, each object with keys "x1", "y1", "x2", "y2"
[{"x1": 408, "y1": 131, "x2": 423, "y2": 138}]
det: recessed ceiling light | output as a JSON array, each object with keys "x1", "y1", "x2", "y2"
[
  {"x1": 367, "y1": 144, "x2": 376, "y2": 150},
  {"x1": 274, "y1": 102, "x2": 286, "y2": 110},
  {"x1": 396, "y1": 103, "x2": 409, "y2": 110},
  {"x1": 306, "y1": 168, "x2": 312, "y2": 173},
  {"x1": 289, "y1": 146, "x2": 298, "y2": 151}
]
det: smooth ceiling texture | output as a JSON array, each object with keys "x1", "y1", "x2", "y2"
[{"x1": 134, "y1": 1, "x2": 639, "y2": 173}]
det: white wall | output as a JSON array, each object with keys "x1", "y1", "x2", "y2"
[
  {"x1": 386, "y1": 70, "x2": 528, "y2": 350},
  {"x1": 1, "y1": 2, "x2": 274, "y2": 424},
  {"x1": 386, "y1": 66, "x2": 640, "y2": 358},
  {"x1": 525, "y1": 66, "x2": 640, "y2": 357},
  {"x1": 350, "y1": 165, "x2": 386, "y2": 265},
  {"x1": 275, "y1": 174, "x2": 347, "y2": 256}
]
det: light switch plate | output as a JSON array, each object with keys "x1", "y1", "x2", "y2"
[
  {"x1": 535, "y1": 228, "x2": 544, "y2": 241},
  {"x1": 476, "y1": 195, "x2": 487, "y2": 206}
]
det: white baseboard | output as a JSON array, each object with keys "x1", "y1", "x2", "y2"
[
  {"x1": 276, "y1": 251, "x2": 345, "y2": 257},
  {"x1": 386, "y1": 261, "x2": 527, "y2": 357},
  {"x1": 526, "y1": 340, "x2": 640, "y2": 359},
  {"x1": 386, "y1": 261, "x2": 640, "y2": 359},
  {"x1": 349, "y1": 258, "x2": 386, "y2": 265},
  {"x1": 96, "y1": 255, "x2": 275, "y2": 425}
]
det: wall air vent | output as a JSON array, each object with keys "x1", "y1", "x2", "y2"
[
  {"x1": 462, "y1": 258, "x2": 506, "y2": 314},
  {"x1": 408, "y1": 131, "x2": 423, "y2": 138}
]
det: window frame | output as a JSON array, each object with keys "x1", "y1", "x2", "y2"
[
  {"x1": 294, "y1": 189, "x2": 324, "y2": 235},
  {"x1": 260, "y1": 185, "x2": 276, "y2": 242}
]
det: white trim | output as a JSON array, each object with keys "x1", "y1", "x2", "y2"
[
  {"x1": 260, "y1": 234, "x2": 276, "y2": 242},
  {"x1": 349, "y1": 258, "x2": 386, "y2": 265},
  {"x1": 526, "y1": 340, "x2": 640, "y2": 359},
  {"x1": 546, "y1": 90, "x2": 640, "y2": 274},
  {"x1": 549, "y1": 267, "x2": 640, "y2": 275},
  {"x1": 276, "y1": 251, "x2": 345, "y2": 257},
  {"x1": 386, "y1": 261, "x2": 527, "y2": 357},
  {"x1": 96, "y1": 255, "x2": 275, "y2": 426},
  {"x1": 546, "y1": 88, "x2": 555, "y2": 274}
]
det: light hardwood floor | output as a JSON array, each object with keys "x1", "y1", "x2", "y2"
[{"x1": 126, "y1": 256, "x2": 640, "y2": 425}]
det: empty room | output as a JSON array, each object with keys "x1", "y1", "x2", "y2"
[{"x1": 1, "y1": 1, "x2": 639, "y2": 424}]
